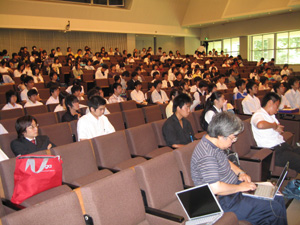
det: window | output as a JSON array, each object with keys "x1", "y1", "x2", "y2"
[
  {"x1": 207, "y1": 38, "x2": 240, "y2": 56},
  {"x1": 58, "y1": 0, "x2": 125, "y2": 7},
  {"x1": 251, "y1": 31, "x2": 300, "y2": 64}
]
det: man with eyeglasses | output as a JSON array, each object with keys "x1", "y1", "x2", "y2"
[
  {"x1": 77, "y1": 95, "x2": 115, "y2": 141},
  {"x1": 11, "y1": 115, "x2": 55, "y2": 156}
]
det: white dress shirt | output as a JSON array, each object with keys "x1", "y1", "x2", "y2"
[
  {"x1": 2, "y1": 103, "x2": 23, "y2": 110},
  {"x1": 242, "y1": 94, "x2": 261, "y2": 115},
  {"x1": 46, "y1": 96, "x2": 59, "y2": 105},
  {"x1": 130, "y1": 90, "x2": 145, "y2": 103},
  {"x1": 161, "y1": 80, "x2": 174, "y2": 88},
  {"x1": 151, "y1": 89, "x2": 169, "y2": 104},
  {"x1": 284, "y1": 89, "x2": 300, "y2": 108},
  {"x1": 108, "y1": 94, "x2": 124, "y2": 104},
  {"x1": 216, "y1": 83, "x2": 228, "y2": 90},
  {"x1": 95, "y1": 68, "x2": 108, "y2": 79},
  {"x1": 24, "y1": 100, "x2": 43, "y2": 108}
]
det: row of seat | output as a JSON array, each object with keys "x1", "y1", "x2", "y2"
[{"x1": 0, "y1": 140, "x2": 247, "y2": 224}]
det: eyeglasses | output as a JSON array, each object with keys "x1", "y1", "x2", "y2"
[
  {"x1": 227, "y1": 135, "x2": 238, "y2": 143},
  {"x1": 28, "y1": 124, "x2": 39, "y2": 129}
]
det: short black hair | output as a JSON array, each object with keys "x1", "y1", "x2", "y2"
[
  {"x1": 27, "y1": 89, "x2": 38, "y2": 98},
  {"x1": 246, "y1": 80, "x2": 256, "y2": 93},
  {"x1": 65, "y1": 95, "x2": 79, "y2": 112},
  {"x1": 112, "y1": 82, "x2": 122, "y2": 90},
  {"x1": 49, "y1": 72, "x2": 57, "y2": 79},
  {"x1": 50, "y1": 85, "x2": 59, "y2": 95},
  {"x1": 153, "y1": 80, "x2": 162, "y2": 88},
  {"x1": 260, "y1": 76, "x2": 268, "y2": 85},
  {"x1": 59, "y1": 91, "x2": 69, "y2": 106},
  {"x1": 71, "y1": 85, "x2": 82, "y2": 94},
  {"x1": 261, "y1": 92, "x2": 281, "y2": 108},
  {"x1": 272, "y1": 82, "x2": 282, "y2": 94},
  {"x1": 102, "y1": 64, "x2": 108, "y2": 69},
  {"x1": 235, "y1": 79, "x2": 246, "y2": 88},
  {"x1": 162, "y1": 72, "x2": 168, "y2": 78},
  {"x1": 198, "y1": 80, "x2": 208, "y2": 88},
  {"x1": 134, "y1": 80, "x2": 142, "y2": 87},
  {"x1": 194, "y1": 77, "x2": 202, "y2": 83},
  {"x1": 15, "y1": 115, "x2": 37, "y2": 138},
  {"x1": 5, "y1": 90, "x2": 17, "y2": 104},
  {"x1": 88, "y1": 95, "x2": 106, "y2": 111},
  {"x1": 170, "y1": 89, "x2": 180, "y2": 99},
  {"x1": 172, "y1": 93, "x2": 192, "y2": 113},
  {"x1": 24, "y1": 76, "x2": 34, "y2": 85},
  {"x1": 288, "y1": 77, "x2": 298, "y2": 89},
  {"x1": 131, "y1": 71, "x2": 138, "y2": 78},
  {"x1": 114, "y1": 75, "x2": 120, "y2": 82}
]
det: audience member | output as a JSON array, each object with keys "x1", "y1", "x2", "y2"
[
  {"x1": 46, "y1": 85, "x2": 60, "y2": 105},
  {"x1": 127, "y1": 71, "x2": 139, "y2": 90},
  {"x1": 284, "y1": 77, "x2": 300, "y2": 108},
  {"x1": 108, "y1": 83, "x2": 125, "y2": 103},
  {"x1": 2, "y1": 90, "x2": 23, "y2": 110},
  {"x1": 54, "y1": 91, "x2": 69, "y2": 112},
  {"x1": 242, "y1": 81, "x2": 260, "y2": 115},
  {"x1": 151, "y1": 80, "x2": 169, "y2": 105},
  {"x1": 233, "y1": 79, "x2": 247, "y2": 100},
  {"x1": 165, "y1": 89, "x2": 180, "y2": 118},
  {"x1": 130, "y1": 81, "x2": 147, "y2": 106},
  {"x1": 24, "y1": 89, "x2": 43, "y2": 108},
  {"x1": 216, "y1": 75, "x2": 228, "y2": 90},
  {"x1": 46, "y1": 72, "x2": 60, "y2": 88},
  {"x1": 273, "y1": 82, "x2": 290, "y2": 109},
  {"x1": 71, "y1": 85, "x2": 84, "y2": 101},
  {"x1": 62, "y1": 95, "x2": 81, "y2": 122}
]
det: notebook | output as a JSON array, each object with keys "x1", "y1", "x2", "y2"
[
  {"x1": 176, "y1": 184, "x2": 224, "y2": 225},
  {"x1": 242, "y1": 161, "x2": 289, "y2": 200}
]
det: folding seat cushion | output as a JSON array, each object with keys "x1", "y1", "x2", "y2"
[
  {"x1": 119, "y1": 100, "x2": 137, "y2": 111},
  {"x1": 91, "y1": 131, "x2": 146, "y2": 171},
  {"x1": 32, "y1": 112, "x2": 58, "y2": 126},
  {"x1": 142, "y1": 105, "x2": 163, "y2": 123},
  {"x1": 106, "y1": 112, "x2": 125, "y2": 131},
  {"x1": 39, "y1": 122, "x2": 73, "y2": 146},
  {"x1": 0, "y1": 156, "x2": 71, "y2": 207},
  {"x1": 1, "y1": 192, "x2": 86, "y2": 225},
  {"x1": 24, "y1": 105, "x2": 48, "y2": 115},
  {"x1": 79, "y1": 169, "x2": 181, "y2": 225},
  {"x1": 126, "y1": 123, "x2": 172, "y2": 158},
  {"x1": 0, "y1": 132, "x2": 18, "y2": 158},
  {"x1": 51, "y1": 140, "x2": 112, "y2": 186},
  {"x1": 0, "y1": 109, "x2": 24, "y2": 120},
  {"x1": 122, "y1": 108, "x2": 145, "y2": 128}
]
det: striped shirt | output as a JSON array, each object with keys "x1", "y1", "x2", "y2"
[{"x1": 191, "y1": 135, "x2": 238, "y2": 186}]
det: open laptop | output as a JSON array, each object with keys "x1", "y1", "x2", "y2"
[
  {"x1": 242, "y1": 161, "x2": 289, "y2": 200},
  {"x1": 176, "y1": 184, "x2": 224, "y2": 225}
]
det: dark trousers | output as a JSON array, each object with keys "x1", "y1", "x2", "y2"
[
  {"x1": 273, "y1": 142, "x2": 300, "y2": 173},
  {"x1": 219, "y1": 193, "x2": 287, "y2": 225}
]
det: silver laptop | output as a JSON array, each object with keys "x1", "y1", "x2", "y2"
[
  {"x1": 176, "y1": 184, "x2": 224, "y2": 225},
  {"x1": 242, "y1": 162, "x2": 289, "y2": 200}
]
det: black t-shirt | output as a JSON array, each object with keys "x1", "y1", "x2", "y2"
[{"x1": 61, "y1": 111, "x2": 79, "y2": 122}]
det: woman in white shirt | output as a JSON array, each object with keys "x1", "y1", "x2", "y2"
[
  {"x1": 0, "y1": 60, "x2": 13, "y2": 74},
  {"x1": 130, "y1": 81, "x2": 147, "y2": 106},
  {"x1": 54, "y1": 91, "x2": 69, "y2": 112},
  {"x1": 14, "y1": 62, "x2": 25, "y2": 77},
  {"x1": 52, "y1": 58, "x2": 62, "y2": 75},
  {"x1": 2, "y1": 90, "x2": 23, "y2": 110},
  {"x1": 32, "y1": 67, "x2": 44, "y2": 83},
  {"x1": 258, "y1": 76, "x2": 270, "y2": 90},
  {"x1": 23, "y1": 61, "x2": 33, "y2": 76}
]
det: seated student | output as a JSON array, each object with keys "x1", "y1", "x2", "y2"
[
  {"x1": 272, "y1": 69, "x2": 281, "y2": 81},
  {"x1": 273, "y1": 82, "x2": 290, "y2": 109},
  {"x1": 162, "y1": 93, "x2": 195, "y2": 148},
  {"x1": 86, "y1": 87, "x2": 110, "y2": 115},
  {"x1": 46, "y1": 85, "x2": 60, "y2": 105},
  {"x1": 284, "y1": 77, "x2": 300, "y2": 108},
  {"x1": 108, "y1": 83, "x2": 125, "y2": 103},
  {"x1": 216, "y1": 75, "x2": 228, "y2": 90},
  {"x1": 71, "y1": 85, "x2": 84, "y2": 101},
  {"x1": 242, "y1": 80, "x2": 260, "y2": 115},
  {"x1": 150, "y1": 64, "x2": 160, "y2": 77},
  {"x1": 54, "y1": 91, "x2": 69, "y2": 112},
  {"x1": 151, "y1": 71, "x2": 161, "y2": 83},
  {"x1": 168, "y1": 66, "x2": 177, "y2": 82},
  {"x1": 127, "y1": 71, "x2": 139, "y2": 90},
  {"x1": 72, "y1": 62, "x2": 83, "y2": 80},
  {"x1": 62, "y1": 95, "x2": 81, "y2": 122},
  {"x1": 130, "y1": 81, "x2": 147, "y2": 106},
  {"x1": 85, "y1": 59, "x2": 95, "y2": 70},
  {"x1": 173, "y1": 72, "x2": 184, "y2": 87},
  {"x1": 258, "y1": 76, "x2": 270, "y2": 90},
  {"x1": 161, "y1": 72, "x2": 173, "y2": 88},
  {"x1": 151, "y1": 80, "x2": 169, "y2": 105},
  {"x1": 280, "y1": 64, "x2": 290, "y2": 76},
  {"x1": 165, "y1": 89, "x2": 180, "y2": 118},
  {"x1": 0, "y1": 73, "x2": 15, "y2": 85},
  {"x1": 190, "y1": 77, "x2": 201, "y2": 93},
  {"x1": 251, "y1": 92, "x2": 300, "y2": 173},
  {"x1": 11, "y1": 115, "x2": 55, "y2": 156},
  {"x1": 233, "y1": 79, "x2": 247, "y2": 100},
  {"x1": 66, "y1": 79, "x2": 85, "y2": 95},
  {"x1": 2, "y1": 90, "x2": 23, "y2": 110},
  {"x1": 32, "y1": 67, "x2": 44, "y2": 83},
  {"x1": 256, "y1": 57, "x2": 264, "y2": 66},
  {"x1": 205, "y1": 83, "x2": 217, "y2": 101},
  {"x1": 193, "y1": 80, "x2": 208, "y2": 104},
  {"x1": 24, "y1": 89, "x2": 43, "y2": 108},
  {"x1": 191, "y1": 112, "x2": 287, "y2": 224},
  {"x1": 95, "y1": 64, "x2": 109, "y2": 79},
  {"x1": 200, "y1": 91, "x2": 227, "y2": 131},
  {"x1": 46, "y1": 72, "x2": 60, "y2": 88},
  {"x1": 77, "y1": 95, "x2": 115, "y2": 141},
  {"x1": 249, "y1": 68, "x2": 259, "y2": 81},
  {"x1": 192, "y1": 66, "x2": 202, "y2": 79}
]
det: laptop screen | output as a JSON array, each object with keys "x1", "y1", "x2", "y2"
[
  {"x1": 274, "y1": 161, "x2": 289, "y2": 193},
  {"x1": 176, "y1": 185, "x2": 221, "y2": 219}
]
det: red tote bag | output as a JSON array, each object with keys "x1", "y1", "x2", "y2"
[{"x1": 11, "y1": 155, "x2": 63, "y2": 205}]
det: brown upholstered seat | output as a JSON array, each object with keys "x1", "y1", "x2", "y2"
[
  {"x1": 105, "y1": 102, "x2": 121, "y2": 113},
  {"x1": 0, "y1": 118, "x2": 17, "y2": 133},
  {"x1": 125, "y1": 123, "x2": 172, "y2": 158},
  {"x1": 47, "y1": 103, "x2": 59, "y2": 112},
  {"x1": 51, "y1": 140, "x2": 112, "y2": 186},
  {"x1": 39, "y1": 122, "x2": 73, "y2": 146},
  {"x1": 0, "y1": 132, "x2": 18, "y2": 158},
  {"x1": 142, "y1": 105, "x2": 163, "y2": 123},
  {"x1": 0, "y1": 109, "x2": 24, "y2": 120},
  {"x1": 186, "y1": 113, "x2": 206, "y2": 140},
  {"x1": 122, "y1": 108, "x2": 145, "y2": 128},
  {"x1": 1, "y1": 192, "x2": 86, "y2": 225},
  {"x1": 32, "y1": 112, "x2": 58, "y2": 126},
  {"x1": 119, "y1": 100, "x2": 137, "y2": 111},
  {"x1": 24, "y1": 105, "x2": 48, "y2": 115},
  {"x1": 106, "y1": 112, "x2": 125, "y2": 131},
  {"x1": 91, "y1": 130, "x2": 146, "y2": 171},
  {"x1": 151, "y1": 119, "x2": 167, "y2": 146}
]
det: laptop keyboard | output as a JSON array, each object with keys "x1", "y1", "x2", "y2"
[
  {"x1": 255, "y1": 185, "x2": 273, "y2": 197},
  {"x1": 186, "y1": 214, "x2": 222, "y2": 225}
]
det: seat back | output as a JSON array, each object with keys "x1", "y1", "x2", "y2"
[
  {"x1": 119, "y1": 100, "x2": 137, "y2": 111},
  {"x1": 80, "y1": 169, "x2": 147, "y2": 225},
  {"x1": 151, "y1": 119, "x2": 167, "y2": 146},
  {"x1": 0, "y1": 118, "x2": 17, "y2": 133},
  {"x1": 142, "y1": 105, "x2": 163, "y2": 123},
  {"x1": 91, "y1": 131, "x2": 132, "y2": 168},
  {"x1": 0, "y1": 157, "x2": 16, "y2": 199},
  {"x1": 47, "y1": 103, "x2": 59, "y2": 112},
  {"x1": 38, "y1": 89, "x2": 50, "y2": 100},
  {"x1": 234, "y1": 99, "x2": 244, "y2": 114},
  {"x1": 186, "y1": 113, "x2": 198, "y2": 134},
  {"x1": 69, "y1": 120, "x2": 78, "y2": 141},
  {"x1": 134, "y1": 152, "x2": 184, "y2": 210},
  {"x1": 39, "y1": 122, "x2": 73, "y2": 146},
  {"x1": 25, "y1": 105, "x2": 48, "y2": 115},
  {"x1": 0, "y1": 132, "x2": 18, "y2": 158},
  {"x1": 51, "y1": 140, "x2": 98, "y2": 184},
  {"x1": 32, "y1": 112, "x2": 58, "y2": 126},
  {"x1": 122, "y1": 108, "x2": 145, "y2": 128},
  {"x1": 105, "y1": 103, "x2": 121, "y2": 113},
  {"x1": 125, "y1": 123, "x2": 158, "y2": 156},
  {"x1": 192, "y1": 110, "x2": 204, "y2": 132},
  {"x1": 0, "y1": 109, "x2": 24, "y2": 120},
  {"x1": 1, "y1": 192, "x2": 86, "y2": 225},
  {"x1": 105, "y1": 112, "x2": 125, "y2": 131},
  {"x1": 158, "y1": 104, "x2": 167, "y2": 119},
  {"x1": 56, "y1": 110, "x2": 66, "y2": 122},
  {"x1": 173, "y1": 141, "x2": 200, "y2": 186}
]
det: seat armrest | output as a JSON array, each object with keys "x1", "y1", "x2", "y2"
[
  {"x1": 239, "y1": 157, "x2": 261, "y2": 162},
  {"x1": 145, "y1": 206, "x2": 184, "y2": 223},
  {"x1": 98, "y1": 166, "x2": 120, "y2": 173},
  {"x1": 240, "y1": 148, "x2": 273, "y2": 162},
  {"x1": 250, "y1": 146, "x2": 263, "y2": 150},
  {"x1": 184, "y1": 185, "x2": 193, "y2": 189},
  {"x1": 62, "y1": 182, "x2": 79, "y2": 189},
  {"x1": 158, "y1": 145, "x2": 176, "y2": 150},
  {"x1": 1, "y1": 198, "x2": 25, "y2": 211},
  {"x1": 131, "y1": 154, "x2": 152, "y2": 160}
]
